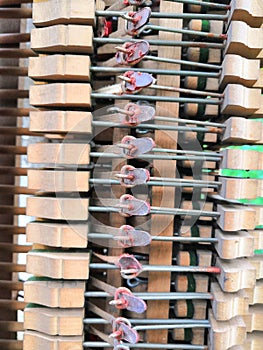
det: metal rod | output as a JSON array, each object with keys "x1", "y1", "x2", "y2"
[
  {"x1": 89, "y1": 178, "x2": 219, "y2": 188},
  {"x1": 0, "y1": 8, "x2": 32, "y2": 18},
  {"x1": 137, "y1": 24, "x2": 226, "y2": 40},
  {"x1": 134, "y1": 324, "x2": 210, "y2": 330},
  {"x1": 94, "y1": 38, "x2": 225, "y2": 49},
  {"x1": 0, "y1": 108, "x2": 31, "y2": 116},
  {"x1": 145, "y1": 55, "x2": 221, "y2": 70},
  {"x1": 93, "y1": 120, "x2": 219, "y2": 133},
  {"x1": 91, "y1": 66, "x2": 220, "y2": 78},
  {"x1": 166, "y1": 0, "x2": 230, "y2": 10},
  {"x1": 84, "y1": 291, "x2": 213, "y2": 300},
  {"x1": 0, "y1": 48, "x2": 37, "y2": 58},
  {"x1": 0, "y1": 166, "x2": 28, "y2": 176},
  {"x1": 90, "y1": 152, "x2": 221, "y2": 161},
  {"x1": 92, "y1": 93, "x2": 221, "y2": 105},
  {"x1": 83, "y1": 342, "x2": 208, "y2": 349},
  {"x1": 0, "y1": 89, "x2": 29, "y2": 99},
  {"x1": 154, "y1": 116, "x2": 225, "y2": 128},
  {"x1": 150, "y1": 147, "x2": 220, "y2": 157},
  {"x1": 89, "y1": 263, "x2": 220, "y2": 273},
  {"x1": 88, "y1": 233, "x2": 218, "y2": 243},
  {"x1": 84, "y1": 318, "x2": 210, "y2": 325},
  {"x1": 0, "y1": 66, "x2": 28, "y2": 76},
  {"x1": 0, "y1": 33, "x2": 30, "y2": 44},
  {"x1": 0, "y1": 126, "x2": 40, "y2": 136},
  {"x1": 0, "y1": 0, "x2": 33, "y2": 4},
  {"x1": 89, "y1": 205, "x2": 220, "y2": 217},
  {"x1": 148, "y1": 84, "x2": 223, "y2": 98},
  {"x1": 95, "y1": 10, "x2": 228, "y2": 21}
]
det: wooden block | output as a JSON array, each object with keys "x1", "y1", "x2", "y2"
[
  {"x1": 217, "y1": 204, "x2": 257, "y2": 232},
  {"x1": 24, "y1": 331, "x2": 83, "y2": 350},
  {"x1": 181, "y1": 200, "x2": 214, "y2": 221},
  {"x1": 24, "y1": 279, "x2": 85, "y2": 307},
  {"x1": 24, "y1": 307, "x2": 84, "y2": 335},
  {"x1": 28, "y1": 169, "x2": 90, "y2": 192},
  {"x1": 28, "y1": 143, "x2": 90, "y2": 165},
  {"x1": 214, "y1": 229, "x2": 254, "y2": 259},
  {"x1": 30, "y1": 83, "x2": 92, "y2": 107},
  {"x1": 227, "y1": 0, "x2": 263, "y2": 28},
  {"x1": 180, "y1": 224, "x2": 213, "y2": 239},
  {"x1": 175, "y1": 274, "x2": 209, "y2": 293},
  {"x1": 26, "y1": 251, "x2": 90, "y2": 279},
  {"x1": 174, "y1": 299, "x2": 207, "y2": 319},
  {"x1": 204, "y1": 132, "x2": 217, "y2": 144},
  {"x1": 30, "y1": 110, "x2": 92, "y2": 133},
  {"x1": 177, "y1": 250, "x2": 211, "y2": 267},
  {"x1": 26, "y1": 196, "x2": 89, "y2": 220},
  {"x1": 29, "y1": 55, "x2": 91, "y2": 81},
  {"x1": 31, "y1": 25, "x2": 93, "y2": 53},
  {"x1": 243, "y1": 305, "x2": 263, "y2": 332},
  {"x1": 218, "y1": 177, "x2": 260, "y2": 200},
  {"x1": 186, "y1": 47, "x2": 221, "y2": 64},
  {"x1": 220, "y1": 149, "x2": 263, "y2": 170},
  {"x1": 248, "y1": 255, "x2": 263, "y2": 280},
  {"x1": 250, "y1": 230, "x2": 263, "y2": 250},
  {"x1": 253, "y1": 69, "x2": 263, "y2": 89},
  {"x1": 172, "y1": 328, "x2": 205, "y2": 345},
  {"x1": 245, "y1": 280, "x2": 263, "y2": 305},
  {"x1": 240, "y1": 331, "x2": 263, "y2": 350},
  {"x1": 184, "y1": 76, "x2": 218, "y2": 92},
  {"x1": 225, "y1": 21, "x2": 263, "y2": 58},
  {"x1": 221, "y1": 117, "x2": 263, "y2": 144},
  {"x1": 184, "y1": 102, "x2": 218, "y2": 118},
  {"x1": 211, "y1": 282, "x2": 249, "y2": 321},
  {"x1": 220, "y1": 55, "x2": 261, "y2": 89},
  {"x1": 26, "y1": 221, "x2": 88, "y2": 248},
  {"x1": 33, "y1": 0, "x2": 95, "y2": 26},
  {"x1": 221, "y1": 84, "x2": 261, "y2": 116},
  {"x1": 208, "y1": 311, "x2": 246, "y2": 350},
  {"x1": 216, "y1": 257, "x2": 256, "y2": 292}
]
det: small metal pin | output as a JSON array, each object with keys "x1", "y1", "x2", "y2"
[{"x1": 114, "y1": 40, "x2": 221, "y2": 70}]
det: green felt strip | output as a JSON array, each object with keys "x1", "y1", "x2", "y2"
[
  {"x1": 184, "y1": 328, "x2": 193, "y2": 342},
  {"x1": 190, "y1": 251, "x2": 198, "y2": 266},
  {"x1": 191, "y1": 225, "x2": 200, "y2": 237},
  {"x1": 201, "y1": 20, "x2": 210, "y2": 32},
  {"x1": 197, "y1": 76, "x2": 207, "y2": 90},
  {"x1": 197, "y1": 103, "x2": 206, "y2": 118},
  {"x1": 187, "y1": 274, "x2": 196, "y2": 292},
  {"x1": 187, "y1": 300, "x2": 194, "y2": 318},
  {"x1": 199, "y1": 48, "x2": 209, "y2": 63}
]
